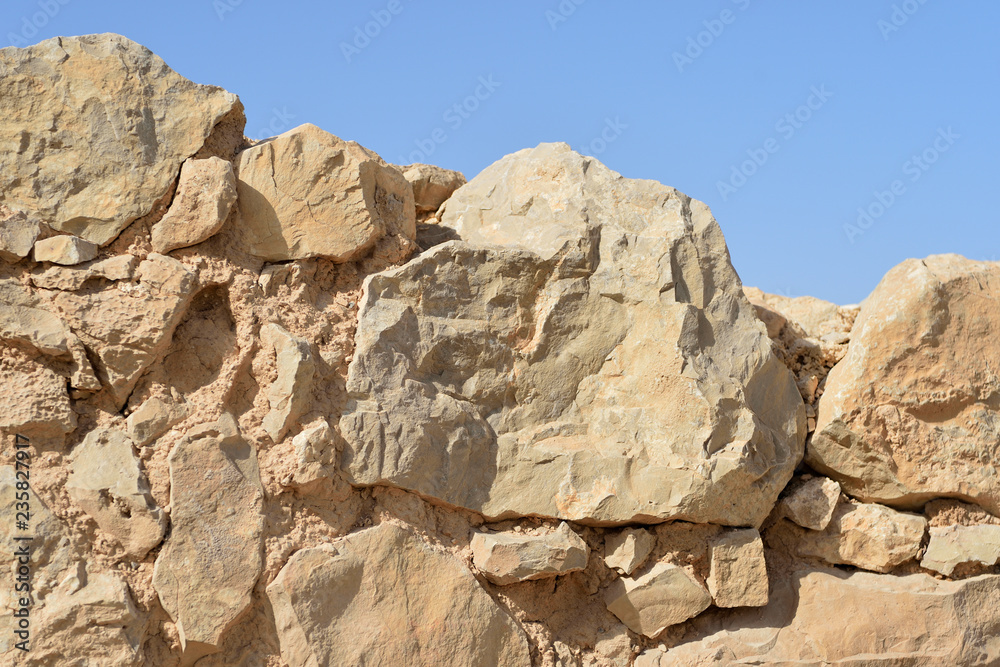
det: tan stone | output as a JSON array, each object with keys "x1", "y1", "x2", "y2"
[
  {"x1": 0, "y1": 353, "x2": 77, "y2": 438},
  {"x1": 33, "y1": 235, "x2": 99, "y2": 265},
  {"x1": 287, "y1": 419, "x2": 336, "y2": 488},
  {"x1": 261, "y1": 323, "x2": 315, "y2": 442},
  {"x1": 0, "y1": 205, "x2": 41, "y2": 262},
  {"x1": 152, "y1": 157, "x2": 237, "y2": 253},
  {"x1": 0, "y1": 34, "x2": 242, "y2": 246},
  {"x1": 921, "y1": 524, "x2": 1000, "y2": 576},
  {"x1": 472, "y1": 522, "x2": 590, "y2": 585},
  {"x1": 46, "y1": 253, "x2": 198, "y2": 407},
  {"x1": 793, "y1": 501, "x2": 926, "y2": 573},
  {"x1": 266, "y1": 522, "x2": 532, "y2": 667},
  {"x1": 636, "y1": 567, "x2": 1000, "y2": 666},
  {"x1": 153, "y1": 416, "x2": 264, "y2": 664},
  {"x1": 341, "y1": 143, "x2": 804, "y2": 527},
  {"x1": 236, "y1": 123, "x2": 415, "y2": 261},
  {"x1": 706, "y1": 529, "x2": 768, "y2": 608},
  {"x1": 604, "y1": 528, "x2": 655, "y2": 576},
  {"x1": 67, "y1": 428, "x2": 166, "y2": 558},
  {"x1": 125, "y1": 396, "x2": 188, "y2": 446},
  {"x1": 779, "y1": 476, "x2": 841, "y2": 531},
  {"x1": 605, "y1": 561, "x2": 712, "y2": 637},
  {"x1": 809, "y1": 255, "x2": 1000, "y2": 515},
  {"x1": 31, "y1": 255, "x2": 138, "y2": 291},
  {"x1": 400, "y1": 163, "x2": 467, "y2": 212}
]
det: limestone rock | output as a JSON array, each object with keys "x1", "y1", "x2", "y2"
[
  {"x1": 779, "y1": 476, "x2": 841, "y2": 531},
  {"x1": 605, "y1": 562, "x2": 712, "y2": 637},
  {"x1": 33, "y1": 235, "x2": 99, "y2": 265},
  {"x1": 261, "y1": 324, "x2": 315, "y2": 442},
  {"x1": 125, "y1": 396, "x2": 188, "y2": 446},
  {"x1": 793, "y1": 501, "x2": 926, "y2": 573},
  {"x1": 67, "y1": 428, "x2": 166, "y2": 558},
  {"x1": 604, "y1": 528, "x2": 655, "y2": 576},
  {"x1": 0, "y1": 352, "x2": 77, "y2": 438},
  {"x1": 706, "y1": 529, "x2": 768, "y2": 608},
  {"x1": 287, "y1": 419, "x2": 336, "y2": 488},
  {"x1": 472, "y1": 522, "x2": 590, "y2": 585},
  {"x1": 341, "y1": 143, "x2": 804, "y2": 526},
  {"x1": 636, "y1": 567, "x2": 1000, "y2": 666},
  {"x1": 46, "y1": 253, "x2": 198, "y2": 407},
  {"x1": 0, "y1": 205, "x2": 41, "y2": 262},
  {"x1": 236, "y1": 123, "x2": 415, "y2": 261},
  {"x1": 0, "y1": 298, "x2": 72, "y2": 357},
  {"x1": 921, "y1": 524, "x2": 1000, "y2": 576},
  {"x1": 151, "y1": 157, "x2": 238, "y2": 253},
  {"x1": 400, "y1": 163, "x2": 467, "y2": 213},
  {"x1": 7, "y1": 571, "x2": 143, "y2": 667},
  {"x1": 153, "y1": 416, "x2": 264, "y2": 664},
  {"x1": 808, "y1": 255, "x2": 1000, "y2": 515},
  {"x1": 266, "y1": 522, "x2": 532, "y2": 667},
  {"x1": 0, "y1": 34, "x2": 243, "y2": 245},
  {"x1": 31, "y1": 255, "x2": 138, "y2": 291}
]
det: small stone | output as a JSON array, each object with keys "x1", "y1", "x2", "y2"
[
  {"x1": 34, "y1": 235, "x2": 99, "y2": 265},
  {"x1": 604, "y1": 528, "x2": 655, "y2": 575},
  {"x1": 706, "y1": 528, "x2": 769, "y2": 608},
  {"x1": 261, "y1": 324, "x2": 315, "y2": 442},
  {"x1": 287, "y1": 419, "x2": 336, "y2": 488},
  {"x1": 472, "y1": 522, "x2": 589, "y2": 585},
  {"x1": 151, "y1": 157, "x2": 238, "y2": 254},
  {"x1": 0, "y1": 205, "x2": 42, "y2": 262},
  {"x1": 794, "y1": 501, "x2": 926, "y2": 573},
  {"x1": 781, "y1": 477, "x2": 842, "y2": 531},
  {"x1": 67, "y1": 428, "x2": 166, "y2": 558},
  {"x1": 31, "y1": 255, "x2": 138, "y2": 291},
  {"x1": 605, "y1": 562, "x2": 712, "y2": 637},
  {"x1": 921, "y1": 524, "x2": 1000, "y2": 576},
  {"x1": 399, "y1": 163, "x2": 467, "y2": 213},
  {"x1": 126, "y1": 397, "x2": 188, "y2": 446}
]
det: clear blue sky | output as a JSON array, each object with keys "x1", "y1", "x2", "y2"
[{"x1": 3, "y1": 1, "x2": 997, "y2": 304}]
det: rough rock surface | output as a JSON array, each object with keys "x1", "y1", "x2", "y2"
[
  {"x1": 341, "y1": 143, "x2": 805, "y2": 527},
  {"x1": 236, "y1": 123, "x2": 415, "y2": 262},
  {"x1": 0, "y1": 34, "x2": 242, "y2": 246},
  {"x1": 261, "y1": 323, "x2": 315, "y2": 442},
  {"x1": 790, "y1": 501, "x2": 927, "y2": 573},
  {"x1": 471, "y1": 522, "x2": 590, "y2": 585},
  {"x1": 153, "y1": 417, "x2": 264, "y2": 664},
  {"x1": 809, "y1": 255, "x2": 1000, "y2": 514},
  {"x1": 0, "y1": 205, "x2": 42, "y2": 262},
  {"x1": 67, "y1": 428, "x2": 166, "y2": 558},
  {"x1": 604, "y1": 528, "x2": 656, "y2": 576},
  {"x1": 400, "y1": 163, "x2": 467, "y2": 213},
  {"x1": 779, "y1": 475, "x2": 841, "y2": 531},
  {"x1": 921, "y1": 524, "x2": 1000, "y2": 576},
  {"x1": 33, "y1": 235, "x2": 99, "y2": 265},
  {"x1": 637, "y1": 568, "x2": 1000, "y2": 666},
  {"x1": 706, "y1": 529, "x2": 768, "y2": 608},
  {"x1": 151, "y1": 157, "x2": 238, "y2": 253},
  {"x1": 267, "y1": 523, "x2": 532, "y2": 667},
  {"x1": 605, "y1": 561, "x2": 712, "y2": 637}
]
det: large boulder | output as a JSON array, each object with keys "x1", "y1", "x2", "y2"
[
  {"x1": 266, "y1": 523, "x2": 531, "y2": 667},
  {"x1": 636, "y1": 568, "x2": 1000, "y2": 665},
  {"x1": 236, "y1": 124, "x2": 415, "y2": 262},
  {"x1": 340, "y1": 143, "x2": 804, "y2": 526},
  {"x1": 0, "y1": 34, "x2": 243, "y2": 246},
  {"x1": 808, "y1": 255, "x2": 1000, "y2": 514}
]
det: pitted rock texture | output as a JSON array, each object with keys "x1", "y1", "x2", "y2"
[
  {"x1": 341, "y1": 143, "x2": 805, "y2": 527},
  {"x1": 267, "y1": 523, "x2": 532, "y2": 667},
  {"x1": 809, "y1": 255, "x2": 1000, "y2": 514},
  {"x1": 0, "y1": 34, "x2": 243, "y2": 246}
]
